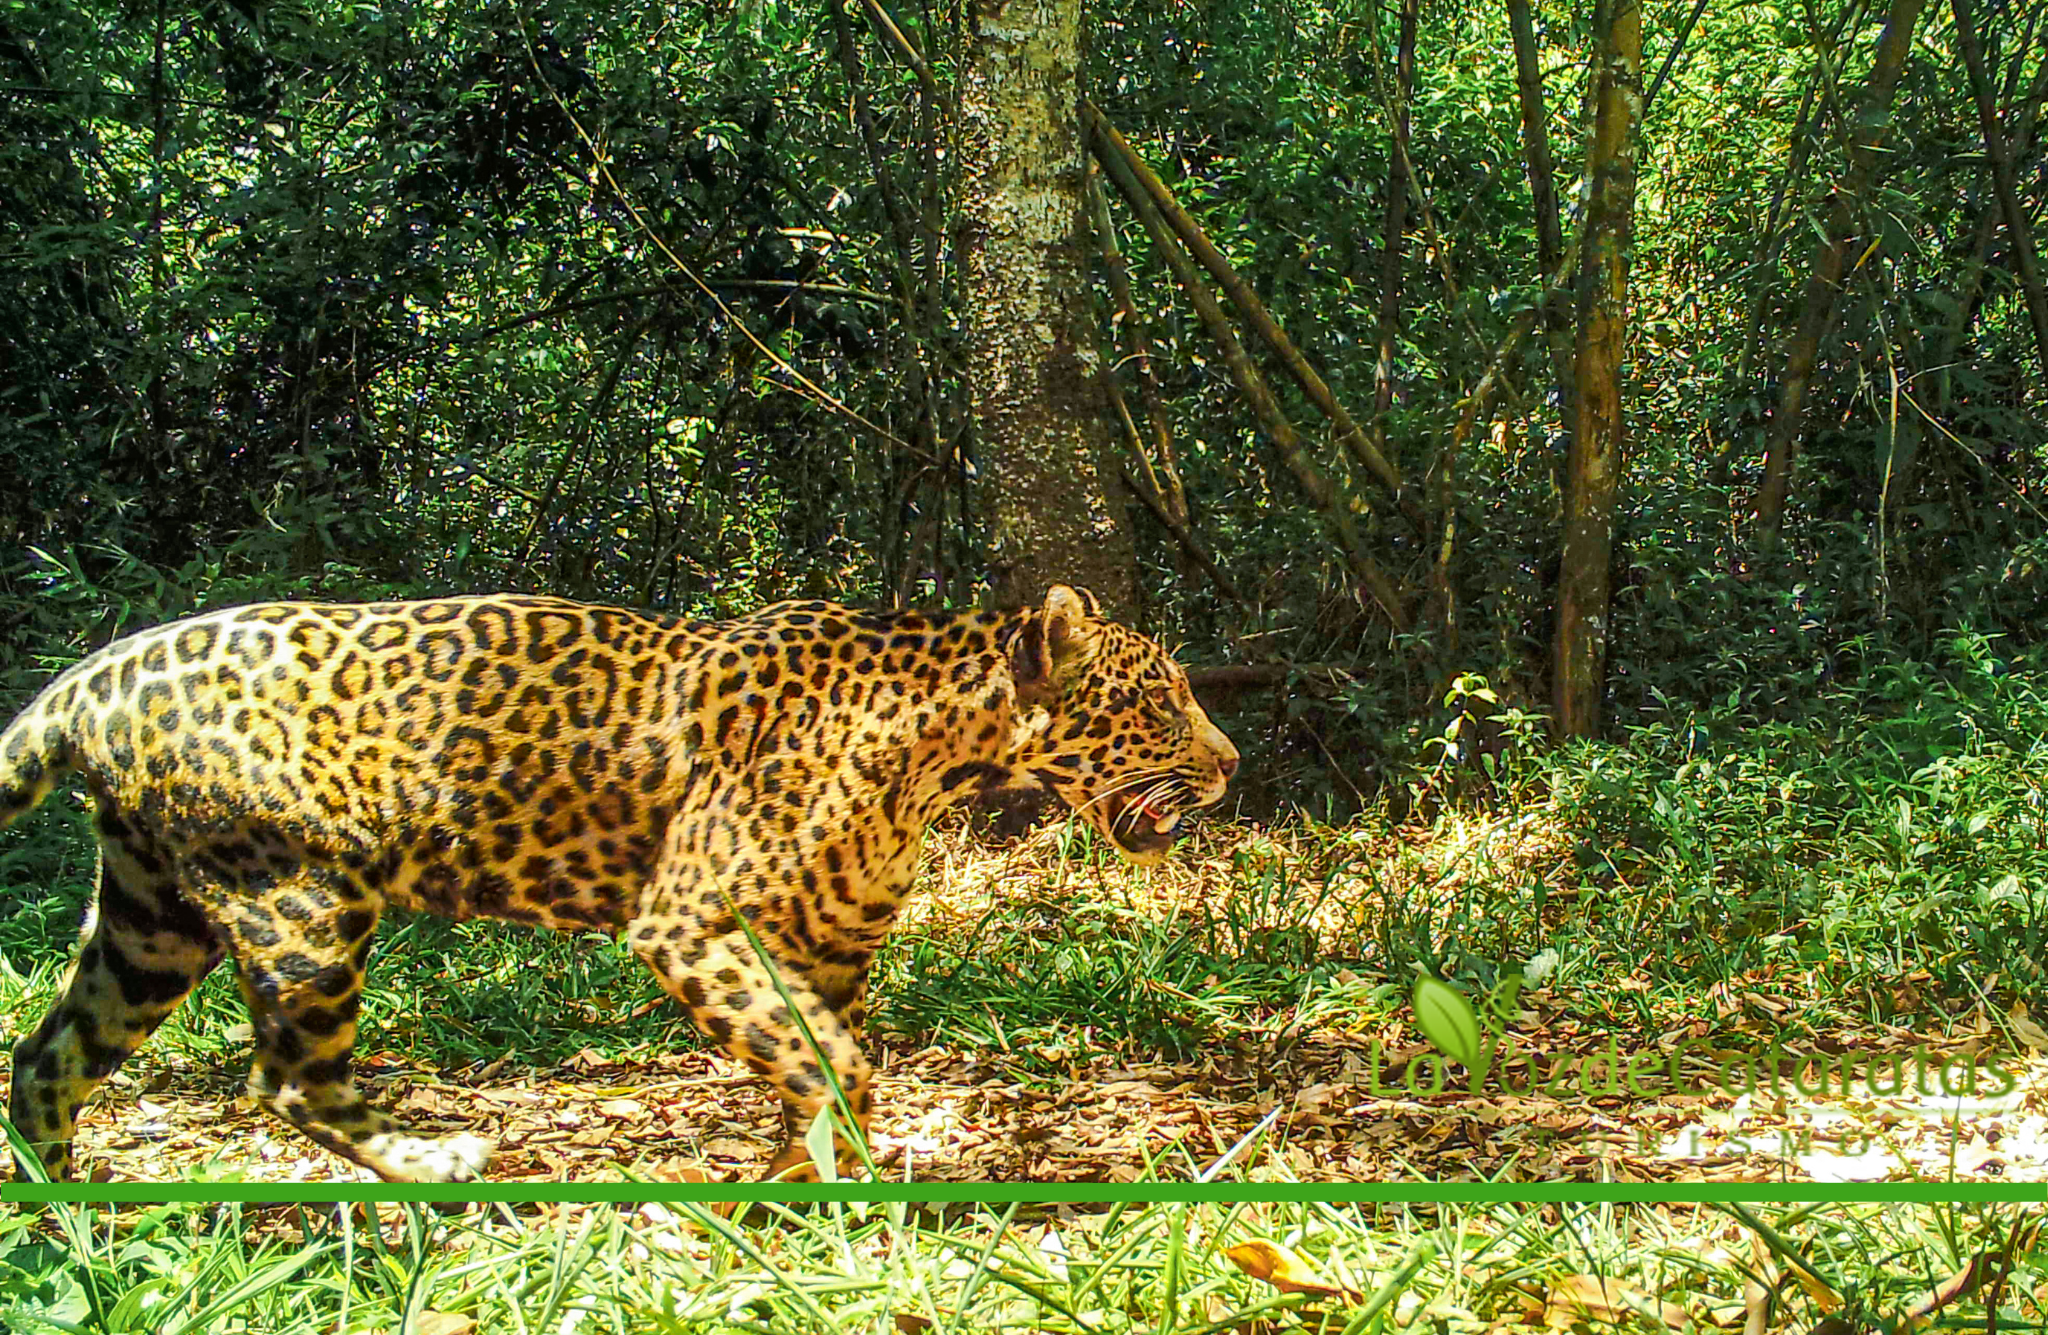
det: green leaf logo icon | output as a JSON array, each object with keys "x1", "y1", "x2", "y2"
[
  {"x1": 804, "y1": 1106, "x2": 840, "y2": 1184},
  {"x1": 1413, "y1": 975, "x2": 1483, "y2": 1069}
]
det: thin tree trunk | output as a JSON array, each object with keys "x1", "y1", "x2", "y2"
[
  {"x1": 958, "y1": 0, "x2": 1137, "y2": 615},
  {"x1": 1095, "y1": 136, "x2": 1410, "y2": 627},
  {"x1": 1715, "y1": 0, "x2": 1870, "y2": 483},
  {"x1": 829, "y1": 0, "x2": 951, "y2": 598},
  {"x1": 1953, "y1": 0, "x2": 2048, "y2": 388},
  {"x1": 1085, "y1": 103, "x2": 1423, "y2": 532},
  {"x1": 1507, "y1": 0, "x2": 1564, "y2": 283},
  {"x1": 516, "y1": 314, "x2": 653, "y2": 575},
  {"x1": 147, "y1": 0, "x2": 169, "y2": 465},
  {"x1": 1375, "y1": 0, "x2": 1417, "y2": 432},
  {"x1": 1934, "y1": 50, "x2": 2048, "y2": 408},
  {"x1": 1507, "y1": 0, "x2": 1575, "y2": 421},
  {"x1": 1711, "y1": 64, "x2": 1824, "y2": 486},
  {"x1": 830, "y1": 1, "x2": 921, "y2": 314},
  {"x1": 1643, "y1": 0, "x2": 1710, "y2": 112},
  {"x1": 1118, "y1": 456, "x2": 1247, "y2": 610},
  {"x1": 1553, "y1": 0, "x2": 1641, "y2": 738},
  {"x1": 1086, "y1": 170, "x2": 1188, "y2": 528},
  {"x1": 1751, "y1": 0, "x2": 1927, "y2": 548}
]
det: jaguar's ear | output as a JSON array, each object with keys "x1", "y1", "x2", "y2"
[
  {"x1": 1042, "y1": 585, "x2": 1098, "y2": 662},
  {"x1": 1060, "y1": 586, "x2": 1102, "y2": 619},
  {"x1": 1012, "y1": 584, "x2": 1099, "y2": 697}
]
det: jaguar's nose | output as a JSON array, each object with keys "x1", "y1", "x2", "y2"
[{"x1": 1218, "y1": 753, "x2": 1239, "y2": 781}]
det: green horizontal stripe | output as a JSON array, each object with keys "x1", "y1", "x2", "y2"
[{"x1": 5, "y1": 1182, "x2": 2042, "y2": 1205}]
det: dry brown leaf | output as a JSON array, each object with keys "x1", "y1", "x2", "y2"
[
  {"x1": 1786, "y1": 1266, "x2": 1843, "y2": 1314},
  {"x1": 2009, "y1": 1009, "x2": 2048, "y2": 1053},
  {"x1": 1544, "y1": 1275, "x2": 1689, "y2": 1333},
  {"x1": 892, "y1": 1314, "x2": 934, "y2": 1334},
  {"x1": 1742, "y1": 1234, "x2": 1779, "y2": 1335},
  {"x1": 31, "y1": 818, "x2": 2048, "y2": 1191},
  {"x1": 1225, "y1": 1239, "x2": 1362, "y2": 1302},
  {"x1": 1897, "y1": 1252, "x2": 2001, "y2": 1332},
  {"x1": 413, "y1": 1314, "x2": 476, "y2": 1335},
  {"x1": 1742, "y1": 1272, "x2": 1772, "y2": 1335}
]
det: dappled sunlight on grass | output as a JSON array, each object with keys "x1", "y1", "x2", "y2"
[{"x1": 3, "y1": 1191, "x2": 2039, "y2": 1333}]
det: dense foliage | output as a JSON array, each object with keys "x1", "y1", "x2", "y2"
[{"x1": 0, "y1": 0, "x2": 2042, "y2": 794}]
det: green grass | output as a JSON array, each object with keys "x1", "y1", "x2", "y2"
[{"x1": 1, "y1": 1190, "x2": 2037, "y2": 1333}]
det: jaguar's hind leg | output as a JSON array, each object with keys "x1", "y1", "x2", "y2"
[
  {"x1": 630, "y1": 921, "x2": 874, "y2": 1181},
  {"x1": 9, "y1": 821, "x2": 221, "y2": 1179},
  {"x1": 202, "y1": 870, "x2": 493, "y2": 1182}
]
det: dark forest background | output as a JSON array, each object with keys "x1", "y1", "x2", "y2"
[{"x1": 1, "y1": 0, "x2": 2044, "y2": 820}]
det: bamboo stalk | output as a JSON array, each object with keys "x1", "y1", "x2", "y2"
[
  {"x1": 1118, "y1": 458, "x2": 1249, "y2": 611},
  {"x1": 1087, "y1": 170, "x2": 1189, "y2": 528},
  {"x1": 1093, "y1": 129, "x2": 1410, "y2": 628},
  {"x1": 1083, "y1": 101, "x2": 1424, "y2": 534},
  {"x1": 858, "y1": 0, "x2": 941, "y2": 102},
  {"x1": 1751, "y1": 0, "x2": 1927, "y2": 546},
  {"x1": 1507, "y1": 0, "x2": 1575, "y2": 428},
  {"x1": 1953, "y1": 0, "x2": 2048, "y2": 389},
  {"x1": 1375, "y1": 0, "x2": 1418, "y2": 430},
  {"x1": 1643, "y1": 0, "x2": 1711, "y2": 112}
]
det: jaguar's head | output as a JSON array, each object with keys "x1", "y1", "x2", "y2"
[{"x1": 1006, "y1": 585, "x2": 1239, "y2": 865}]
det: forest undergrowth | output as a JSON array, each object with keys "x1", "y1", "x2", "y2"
[{"x1": 2, "y1": 635, "x2": 2044, "y2": 1329}]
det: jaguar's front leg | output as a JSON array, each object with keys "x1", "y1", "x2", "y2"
[{"x1": 629, "y1": 917, "x2": 873, "y2": 1181}]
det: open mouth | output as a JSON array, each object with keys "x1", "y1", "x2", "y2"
[{"x1": 1102, "y1": 789, "x2": 1182, "y2": 855}]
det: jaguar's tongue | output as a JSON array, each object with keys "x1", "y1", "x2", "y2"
[{"x1": 1135, "y1": 797, "x2": 1181, "y2": 835}]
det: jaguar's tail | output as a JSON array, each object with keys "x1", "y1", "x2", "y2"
[{"x1": 0, "y1": 695, "x2": 73, "y2": 830}]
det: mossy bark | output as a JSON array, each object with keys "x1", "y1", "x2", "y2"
[
  {"x1": 958, "y1": 0, "x2": 1136, "y2": 616},
  {"x1": 1553, "y1": 0, "x2": 1641, "y2": 738}
]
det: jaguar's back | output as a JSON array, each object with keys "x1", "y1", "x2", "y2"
[{"x1": 2, "y1": 596, "x2": 698, "y2": 927}]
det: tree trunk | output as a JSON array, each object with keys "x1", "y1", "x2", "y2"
[
  {"x1": 1374, "y1": 0, "x2": 1417, "y2": 431},
  {"x1": 1750, "y1": 0, "x2": 1926, "y2": 548},
  {"x1": 1552, "y1": 0, "x2": 1641, "y2": 738},
  {"x1": 957, "y1": 0, "x2": 1137, "y2": 615},
  {"x1": 1507, "y1": 0, "x2": 1576, "y2": 422},
  {"x1": 1953, "y1": 0, "x2": 2048, "y2": 389}
]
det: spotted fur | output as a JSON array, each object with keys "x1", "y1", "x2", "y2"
[{"x1": 0, "y1": 585, "x2": 1237, "y2": 1182}]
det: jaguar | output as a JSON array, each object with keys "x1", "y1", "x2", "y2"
[{"x1": 0, "y1": 584, "x2": 1237, "y2": 1181}]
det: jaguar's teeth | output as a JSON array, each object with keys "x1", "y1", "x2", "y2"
[{"x1": 1153, "y1": 810, "x2": 1181, "y2": 835}]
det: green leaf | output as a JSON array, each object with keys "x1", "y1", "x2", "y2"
[
  {"x1": 0, "y1": 1246, "x2": 93, "y2": 1334},
  {"x1": 1412, "y1": 975, "x2": 1482, "y2": 1068},
  {"x1": 804, "y1": 1106, "x2": 839, "y2": 1184}
]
